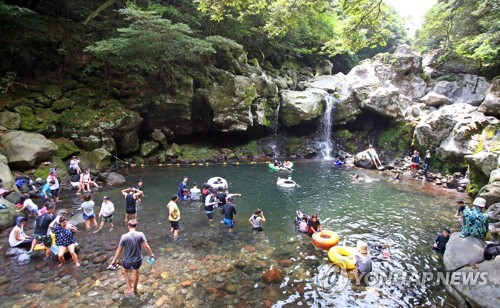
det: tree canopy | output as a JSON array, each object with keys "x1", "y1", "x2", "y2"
[{"x1": 415, "y1": 0, "x2": 499, "y2": 70}]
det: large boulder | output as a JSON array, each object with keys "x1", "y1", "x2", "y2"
[
  {"x1": 464, "y1": 152, "x2": 499, "y2": 179},
  {"x1": 490, "y1": 169, "x2": 500, "y2": 183},
  {"x1": 432, "y1": 75, "x2": 490, "y2": 106},
  {"x1": 79, "y1": 148, "x2": 112, "y2": 172},
  {"x1": 477, "y1": 182, "x2": 500, "y2": 206},
  {"x1": 280, "y1": 89, "x2": 326, "y2": 127},
  {"x1": 358, "y1": 86, "x2": 410, "y2": 119},
  {"x1": 478, "y1": 79, "x2": 500, "y2": 117},
  {"x1": 423, "y1": 49, "x2": 480, "y2": 76},
  {"x1": 140, "y1": 141, "x2": 159, "y2": 157},
  {"x1": 60, "y1": 101, "x2": 142, "y2": 155},
  {"x1": 353, "y1": 150, "x2": 376, "y2": 169},
  {"x1": 0, "y1": 155, "x2": 16, "y2": 192},
  {"x1": 315, "y1": 60, "x2": 333, "y2": 76},
  {"x1": 0, "y1": 199, "x2": 17, "y2": 231},
  {"x1": 105, "y1": 172, "x2": 126, "y2": 187},
  {"x1": 0, "y1": 111, "x2": 20, "y2": 130},
  {"x1": 443, "y1": 232, "x2": 486, "y2": 271},
  {"x1": 420, "y1": 92, "x2": 452, "y2": 107},
  {"x1": 414, "y1": 104, "x2": 498, "y2": 159},
  {"x1": 0, "y1": 130, "x2": 58, "y2": 169},
  {"x1": 450, "y1": 258, "x2": 500, "y2": 308}
]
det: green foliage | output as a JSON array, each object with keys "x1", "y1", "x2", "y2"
[
  {"x1": 415, "y1": 0, "x2": 499, "y2": 70},
  {"x1": 232, "y1": 140, "x2": 261, "y2": 157},
  {"x1": 466, "y1": 165, "x2": 489, "y2": 196},
  {"x1": 377, "y1": 122, "x2": 415, "y2": 155},
  {"x1": 285, "y1": 136, "x2": 304, "y2": 154},
  {"x1": 85, "y1": 7, "x2": 216, "y2": 84},
  {"x1": 178, "y1": 145, "x2": 219, "y2": 161}
]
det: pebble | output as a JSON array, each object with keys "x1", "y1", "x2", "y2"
[
  {"x1": 244, "y1": 245, "x2": 256, "y2": 253},
  {"x1": 215, "y1": 275, "x2": 225, "y2": 282},
  {"x1": 26, "y1": 283, "x2": 45, "y2": 292},
  {"x1": 181, "y1": 280, "x2": 192, "y2": 287}
]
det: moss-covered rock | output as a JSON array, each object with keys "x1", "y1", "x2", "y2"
[
  {"x1": 52, "y1": 138, "x2": 81, "y2": 160},
  {"x1": 466, "y1": 165, "x2": 489, "y2": 196},
  {"x1": 33, "y1": 157, "x2": 69, "y2": 182},
  {"x1": 140, "y1": 141, "x2": 159, "y2": 157},
  {"x1": 0, "y1": 130, "x2": 58, "y2": 169},
  {"x1": 280, "y1": 89, "x2": 325, "y2": 127},
  {"x1": 177, "y1": 145, "x2": 219, "y2": 162},
  {"x1": 43, "y1": 85, "x2": 63, "y2": 101},
  {"x1": 232, "y1": 140, "x2": 261, "y2": 158},
  {"x1": 377, "y1": 122, "x2": 415, "y2": 155},
  {"x1": 165, "y1": 143, "x2": 183, "y2": 158},
  {"x1": 79, "y1": 148, "x2": 111, "y2": 172},
  {"x1": 0, "y1": 111, "x2": 20, "y2": 130},
  {"x1": 30, "y1": 92, "x2": 52, "y2": 107},
  {"x1": 52, "y1": 98, "x2": 75, "y2": 112},
  {"x1": 285, "y1": 137, "x2": 305, "y2": 155}
]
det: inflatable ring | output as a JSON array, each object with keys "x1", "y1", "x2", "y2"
[
  {"x1": 328, "y1": 246, "x2": 357, "y2": 270},
  {"x1": 311, "y1": 230, "x2": 339, "y2": 250}
]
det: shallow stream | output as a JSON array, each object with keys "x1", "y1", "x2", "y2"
[{"x1": 0, "y1": 161, "x2": 465, "y2": 307}]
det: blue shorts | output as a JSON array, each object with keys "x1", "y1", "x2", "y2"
[
  {"x1": 122, "y1": 259, "x2": 142, "y2": 270},
  {"x1": 205, "y1": 211, "x2": 214, "y2": 220},
  {"x1": 223, "y1": 217, "x2": 234, "y2": 228},
  {"x1": 83, "y1": 212, "x2": 95, "y2": 220}
]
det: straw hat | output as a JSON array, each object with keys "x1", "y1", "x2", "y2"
[{"x1": 357, "y1": 241, "x2": 368, "y2": 254}]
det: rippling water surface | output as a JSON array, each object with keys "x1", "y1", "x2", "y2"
[{"x1": 0, "y1": 161, "x2": 464, "y2": 307}]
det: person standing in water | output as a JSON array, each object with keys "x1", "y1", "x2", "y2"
[
  {"x1": 121, "y1": 188, "x2": 142, "y2": 223},
  {"x1": 204, "y1": 190, "x2": 218, "y2": 222},
  {"x1": 94, "y1": 196, "x2": 115, "y2": 233},
  {"x1": 249, "y1": 209, "x2": 266, "y2": 232},
  {"x1": 111, "y1": 219, "x2": 154, "y2": 295},
  {"x1": 222, "y1": 197, "x2": 237, "y2": 233},
  {"x1": 307, "y1": 214, "x2": 322, "y2": 236},
  {"x1": 423, "y1": 150, "x2": 431, "y2": 177},
  {"x1": 178, "y1": 176, "x2": 188, "y2": 199},
  {"x1": 354, "y1": 241, "x2": 372, "y2": 276},
  {"x1": 167, "y1": 195, "x2": 181, "y2": 241}
]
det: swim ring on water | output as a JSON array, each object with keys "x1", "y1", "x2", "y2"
[
  {"x1": 311, "y1": 230, "x2": 339, "y2": 250},
  {"x1": 327, "y1": 246, "x2": 357, "y2": 270}
]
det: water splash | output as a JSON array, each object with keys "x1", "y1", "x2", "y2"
[{"x1": 317, "y1": 94, "x2": 337, "y2": 159}]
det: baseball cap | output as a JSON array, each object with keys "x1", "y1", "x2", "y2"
[{"x1": 103, "y1": 196, "x2": 110, "y2": 200}]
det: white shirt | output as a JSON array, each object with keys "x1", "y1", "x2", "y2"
[
  {"x1": 46, "y1": 174, "x2": 59, "y2": 190},
  {"x1": 190, "y1": 187, "x2": 201, "y2": 201},
  {"x1": 99, "y1": 201, "x2": 115, "y2": 217}
]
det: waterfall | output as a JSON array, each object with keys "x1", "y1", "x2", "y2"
[
  {"x1": 268, "y1": 101, "x2": 281, "y2": 157},
  {"x1": 317, "y1": 94, "x2": 336, "y2": 159}
]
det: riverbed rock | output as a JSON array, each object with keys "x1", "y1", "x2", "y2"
[
  {"x1": 444, "y1": 232, "x2": 487, "y2": 271},
  {"x1": 26, "y1": 283, "x2": 45, "y2": 292},
  {"x1": 262, "y1": 269, "x2": 283, "y2": 284},
  {"x1": 315, "y1": 60, "x2": 333, "y2": 76},
  {"x1": 0, "y1": 111, "x2": 20, "y2": 130},
  {"x1": 140, "y1": 141, "x2": 159, "y2": 157},
  {"x1": 81, "y1": 148, "x2": 111, "y2": 172},
  {"x1": 450, "y1": 258, "x2": 500, "y2": 308},
  {"x1": 105, "y1": 172, "x2": 126, "y2": 187},
  {"x1": 353, "y1": 150, "x2": 376, "y2": 169},
  {"x1": 0, "y1": 154, "x2": 16, "y2": 192},
  {"x1": 420, "y1": 92, "x2": 452, "y2": 107},
  {"x1": 0, "y1": 130, "x2": 58, "y2": 169},
  {"x1": 478, "y1": 79, "x2": 500, "y2": 117}
]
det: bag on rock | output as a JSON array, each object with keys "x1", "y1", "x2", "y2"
[{"x1": 483, "y1": 243, "x2": 500, "y2": 260}]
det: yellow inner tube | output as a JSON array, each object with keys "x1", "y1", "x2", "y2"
[
  {"x1": 311, "y1": 230, "x2": 339, "y2": 250},
  {"x1": 33, "y1": 233, "x2": 56, "y2": 251},
  {"x1": 328, "y1": 246, "x2": 357, "y2": 270}
]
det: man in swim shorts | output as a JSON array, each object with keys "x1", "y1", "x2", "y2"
[
  {"x1": 222, "y1": 197, "x2": 237, "y2": 233},
  {"x1": 111, "y1": 219, "x2": 154, "y2": 295}
]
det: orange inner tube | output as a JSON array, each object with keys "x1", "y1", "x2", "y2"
[{"x1": 312, "y1": 230, "x2": 339, "y2": 250}]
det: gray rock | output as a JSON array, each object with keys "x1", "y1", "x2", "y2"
[
  {"x1": 433, "y1": 75, "x2": 489, "y2": 106},
  {"x1": 490, "y1": 169, "x2": 500, "y2": 184},
  {"x1": 6, "y1": 247, "x2": 27, "y2": 257},
  {"x1": 478, "y1": 79, "x2": 500, "y2": 117},
  {"x1": 353, "y1": 150, "x2": 376, "y2": 169},
  {"x1": 150, "y1": 129, "x2": 168, "y2": 148},
  {"x1": 280, "y1": 88, "x2": 326, "y2": 127},
  {"x1": 140, "y1": 141, "x2": 159, "y2": 157},
  {"x1": 420, "y1": 91, "x2": 452, "y2": 107},
  {"x1": 80, "y1": 148, "x2": 111, "y2": 172},
  {"x1": 315, "y1": 60, "x2": 333, "y2": 76},
  {"x1": 487, "y1": 203, "x2": 500, "y2": 223},
  {"x1": 478, "y1": 182, "x2": 500, "y2": 206},
  {"x1": 443, "y1": 232, "x2": 486, "y2": 271},
  {"x1": 0, "y1": 199, "x2": 17, "y2": 231},
  {"x1": 0, "y1": 154, "x2": 17, "y2": 192},
  {"x1": 0, "y1": 111, "x2": 20, "y2": 130},
  {"x1": 0, "y1": 130, "x2": 58, "y2": 169},
  {"x1": 464, "y1": 152, "x2": 499, "y2": 179},
  {"x1": 451, "y1": 258, "x2": 500, "y2": 308},
  {"x1": 105, "y1": 172, "x2": 126, "y2": 187}
]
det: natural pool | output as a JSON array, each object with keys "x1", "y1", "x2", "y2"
[{"x1": 0, "y1": 161, "x2": 465, "y2": 307}]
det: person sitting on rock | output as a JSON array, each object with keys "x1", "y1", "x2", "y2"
[
  {"x1": 367, "y1": 144, "x2": 382, "y2": 168},
  {"x1": 80, "y1": 168, "x2": 99, "y2": 192},
  {"x1": 9, "y1": 216, "x2": 33, "y2": 249},
  {"x1": 70, "y1": 173, "x2": 84, "y2": 195},
  {"x1": 460, "y1": 197, "x2": 489, "y2": 238},
  {"x1": 433, "y1": 228, "x2": 450, "y2": 254},
  {"x1": 69, "y1": 156, "x2": 82, "y2": 174}
]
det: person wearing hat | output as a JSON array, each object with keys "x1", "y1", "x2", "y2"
[
  {"x1": 9, "y1": 216, "x2": 33, "y2": 248},
  {"x1": 460, "y1": 197, "x2": 489, "y2": 238},
  {"x1": 354, "y1": 241, "x2": 372, "y2": 276},
  {"x1": 94, "y1": 196, "x2": 115, "y2": 233}
]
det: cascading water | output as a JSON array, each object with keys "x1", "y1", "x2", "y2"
[
  {"x1": 268, "y1": 101, "x2": 282, "y2": 157},
  {"x1": 316, "y1": 94, "x2": 337, "y2": 159}
]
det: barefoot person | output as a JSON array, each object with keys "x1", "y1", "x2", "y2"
[
  {"x1": 167, "y1": 195, "x2": 180, "y2": 241},
  {"x1": 367, "y1": 144, "x2": 382, "y2": 169},
  {"x1": 49, "y1": 216, "x2": 80, "y2": 267},
  {"x1": 111, "y1": 219, "x2": 154, "y2": 295},
  {"x1": 94, "y1": 196, "x2": 115, "y2": 233},
  {"x1": 121, "y1": 188, "x2": 142, "y2": 223},
  {"x1": 81, "y1": 193, "x2": 98, "y2": 231}
]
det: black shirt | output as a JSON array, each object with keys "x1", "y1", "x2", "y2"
[
  {"x1": 34, "y1": 213, "x2": 55, "y2": 235},
  {"x1": 222, "y1": 203, "x2": 236, "y2": 220},
  {"x1": 456, "y1": 205, "x2": 465, "y2": 216},
  {"x1": 307, "y1": 219, "x2": 321, "y2": 233},
  {"x1": 71, "y1": 173, "x2": 81, "y2": 182},
  {"x1": 125, "y1": 193, "x2": 136, "y2": 212},
  {"x1": 434, "y1": 234, "x2": 449, "y2": 253},
  {"x1": 205, "y1": 196, "x2": 216, "y2": 212},
  {"x1": 216, "y1": 192, "x2": 227, "y2": 206}
]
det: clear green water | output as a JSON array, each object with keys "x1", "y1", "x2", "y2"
[{"x1": 0, "y1": 161, "x2": 464, "y2": 306}]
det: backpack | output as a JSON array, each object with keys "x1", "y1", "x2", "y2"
[{"x1": 483, "y1": 243, "x2": 500, "y2": 260}]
